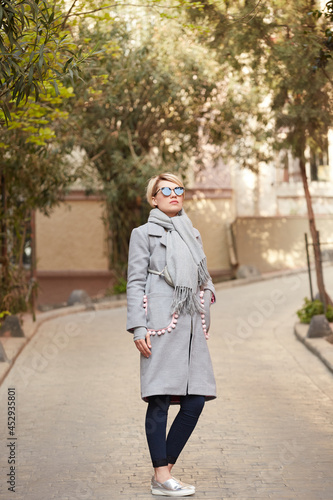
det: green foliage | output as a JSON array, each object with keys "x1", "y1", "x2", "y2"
[
  {"x1": 188, "y1": 0, "x2": 333, "y2": 164},
  {"x1": 309, "y1": 1, "x2": 333, "y2": 72},
  {"x1": 0, "y1": 81, "x2": 82, "y2": 312},
  {"x1": 1, "y1": 82, "x2": 73, "y2": 144},
  {"x1": 66, "y1": 15, "x2": 223, "y2": 272},
  {"x1": 1, "y1": 263, "x2": 32, "y2": 314},
  {"x1": 0, "y1": 0, "x2": 213, "y2": 122},
  {"x1": 110, "y1": 276, "x2": 127, "y2": 295},
  {"x1": 297, "y1": 297, "x2": 333, "y2": 323},
  {"x1": 0, "y1": 0, "x2": 87, "y2": 121},
  {"x1": 0, "y1": 85, "x2": 80, "y2": 220},
  {"x1": 0, "y1": 310, "x2": 11, "y2": 327}
]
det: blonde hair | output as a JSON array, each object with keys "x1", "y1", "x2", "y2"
[{"x1": 146, "y1": 172, "x2": 185, "y2": 207}]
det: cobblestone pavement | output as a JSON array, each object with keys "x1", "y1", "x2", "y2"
[{"x1": 1, "y1": 268, "x2": 333, "y2": 500}]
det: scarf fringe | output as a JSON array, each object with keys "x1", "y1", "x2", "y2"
[
  {"x1": 198, "y1": 258, "x2": 210, "y2": 286},
  {"x1": 171, "y1": 286, "x2": 204, "y2": 315},
  {"x1": 148, "y1": 209, "x2": 211, "y2": 315}
]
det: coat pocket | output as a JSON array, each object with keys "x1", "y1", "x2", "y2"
[{"x1": 145, "y1": 292, "x2": 179, "y2": 336}]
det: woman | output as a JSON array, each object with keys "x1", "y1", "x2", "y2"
[{"x1": 126, "y1": 172, "x2": 216, "y2": 497}]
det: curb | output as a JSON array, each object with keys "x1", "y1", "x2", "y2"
[
  {"x1": 214, "y1": 266, "x2": 310, "y2": 291},
  {"x1": 294, "y1": 322, "x2": 333, "y2": 374},
  {"x1": 0, "y1": 298, "x2": 127, "y2": 386}
]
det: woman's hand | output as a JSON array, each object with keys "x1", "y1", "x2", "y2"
[{"x1": 135, "y1": 332, "x2": 152, "y2": 358}]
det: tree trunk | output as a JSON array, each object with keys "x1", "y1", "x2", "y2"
[
  {"x1": 29, "y1": 210, "x2": 37, "y2": 319},
  {"x1": 299, "y1": 152, "x2": 332, "y2": 308},
  {"x1": 0, "y1": 169, "x2": 9, "y2": 299}
]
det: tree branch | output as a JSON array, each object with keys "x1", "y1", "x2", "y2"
[
  {"x1": 64, "y1": 2, "x2": 185, "y2": 19},
  {"x1": 321, "y1": 66, "x2": 333, "y2": 89},
  {"x1": 90, "y1": 149, "x2": 106, "y2": 163},
  {"x1": 229, "y1": 0, "x2": 264, "y2": 24},
  {"x1": 126, "y1": 128, "x2": 139, "y2": 160},
  {"x1": 61, "y1": 0, "x2": 78, "y2": 28}
]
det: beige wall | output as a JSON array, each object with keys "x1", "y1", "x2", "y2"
[
  {"x1": 35, "y1": 193, "x2": 236, "y2": 304},
  {"x1": 35, "y1": 193, "x2": 333, "y2": 302},
  {"x1": 36, "y1": 200, "x2": 108, "y2": 271},
  {"x1": 36, "y1": 197, "x2": 234, "y2": 274},
  {"x1": 185, "y1": 197, "x2": 234, "y2": 272},
  {"x1": 232, "y1": 215, "x2": 333, "y2": 273}
]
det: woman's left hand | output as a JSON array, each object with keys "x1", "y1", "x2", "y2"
[{"x1": 135, "y1": 332, "x2": 152, "y2": 358}]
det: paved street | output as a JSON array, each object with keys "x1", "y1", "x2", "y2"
[{"x1": 1, "y1": 268, "x2": 333, "y2": 500}]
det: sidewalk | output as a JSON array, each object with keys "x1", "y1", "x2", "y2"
[
  {"x1": 0, "y1": 297, "x2": 127, "y2": 386},
  {"x1": 0, "y1": 269, "x2": 333, "y2": 499}
]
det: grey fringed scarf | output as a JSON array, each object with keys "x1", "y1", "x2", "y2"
[{"x1": 148, "y1": 208, "x2": 211, "y2": 315}]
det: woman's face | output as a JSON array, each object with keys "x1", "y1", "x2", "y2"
[{"x1": 152, "y1": 180, "x2": 184, "y2": 217}]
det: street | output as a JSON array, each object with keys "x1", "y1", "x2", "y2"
[{"x1": 0, "y1": 268, "x2": 333, "y2": 499}]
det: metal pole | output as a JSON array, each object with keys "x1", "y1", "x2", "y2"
[
  {"x1": 305, "y1": 233, "x2": 314, "y2": 301},
  {"x1": 317, "y1": 230, "x2": 327, "y2": 314}
]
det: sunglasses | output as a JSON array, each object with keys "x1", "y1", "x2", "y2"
[{"x1": 154, "y1": 186, "x2": 185, "y2": 197}]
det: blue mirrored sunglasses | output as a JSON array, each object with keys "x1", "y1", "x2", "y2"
[{"x1": 154, "y1": 186, "x2": 185, "y2": 197}]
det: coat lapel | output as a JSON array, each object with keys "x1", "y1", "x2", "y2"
[{"x1": 148, "y1": 222, "x2": 167, "y2": 246}]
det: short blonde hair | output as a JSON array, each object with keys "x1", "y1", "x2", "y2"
[{"x1": 146, "y1": 172, "x2": 185, "y2": 207}]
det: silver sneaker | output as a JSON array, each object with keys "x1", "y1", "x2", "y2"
[
  {"x1": 151, "y1": 476, "x2": 195, "y2": 496},
  {"x1": 151, "y1": 476, "x2": 195, "y2": 492},
  {"x1": 171, "y1": 477, "x2": 195, "y2": 492}
]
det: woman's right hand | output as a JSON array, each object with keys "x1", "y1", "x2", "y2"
[{"x1": 135, "y1": 332, "x2": 152, "y2": 358}]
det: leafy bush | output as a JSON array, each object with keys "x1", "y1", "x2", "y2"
[
  {"x1": 113, "y1": 277, "x2": 127, "y2": 295},
  {"x1": 0, "y1": 311, "x2": 11, "y2": 328},
  {"x1": 297, "y1": 297, "x2": 333, "y2": 324},
  {"x1": 106, "y1": 277, "x2": 127, "y2": 296}
]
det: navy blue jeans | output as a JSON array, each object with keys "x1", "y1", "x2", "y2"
[{"x1": 145, "y1": 394, "x2": 205, "y2": 468}]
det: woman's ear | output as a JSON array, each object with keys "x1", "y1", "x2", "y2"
[{"x1": 152, "y1": 198, "x2": 158, "y2": 207}]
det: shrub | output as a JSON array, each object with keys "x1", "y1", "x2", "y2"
[
  {"x1": 113, "y1": 277, "x2": 127, "y2": 295},
  {"x1": 0, "y1": 311, "x2": 11, "y2": 328},
  {"x1": 297, "y1": 297, "x2": 333, "y2": 324},
  {"x1": 106, "y1": 277, "x2": 127, "y2": 296}
]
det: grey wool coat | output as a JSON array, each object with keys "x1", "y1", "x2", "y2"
[{"x1": 126, "y1": 221, "x2": 217, "y2": 403}]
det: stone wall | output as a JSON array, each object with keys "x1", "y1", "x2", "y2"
[
  {"x1": 184, "y1": 193, "x2": 235, "y2": 279},
  {"x1": 232, "y1": 215, "x2": 333, "y2": 273},
  {"x1": 36, "y1": 198, "x2": 108, "y2": 271},
  {"x1": 35, "y1": 194, "x2": 113, "y2": 306}
]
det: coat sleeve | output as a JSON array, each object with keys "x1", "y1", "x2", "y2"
[
  {"x1": 126, "y1": 226, "x2": 150, "y2": 333},
  {"x1": 196, "y1": 230, "x2": 216, "y2": 303}
]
